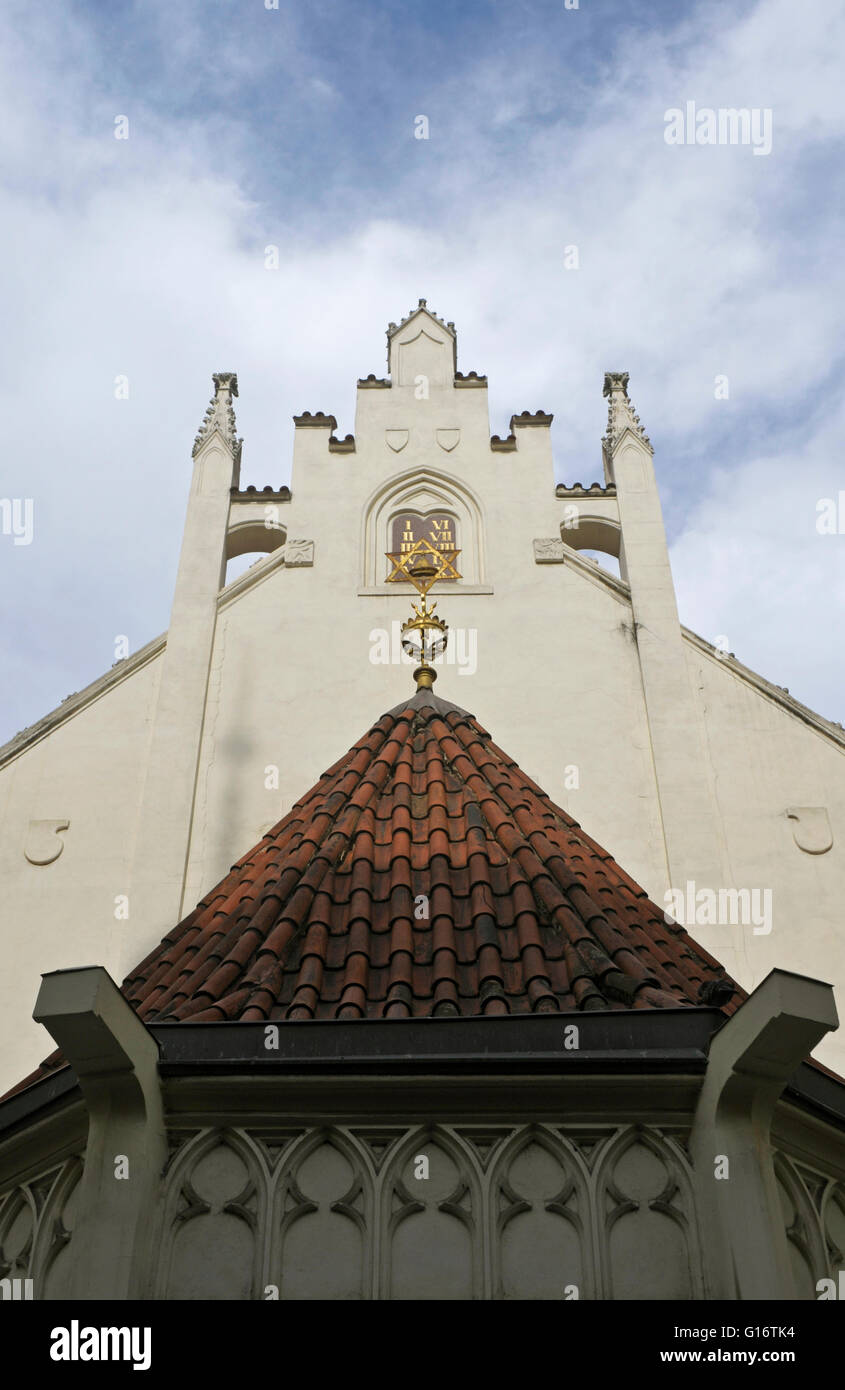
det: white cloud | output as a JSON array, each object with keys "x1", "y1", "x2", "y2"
[{"x1": 0, "y1": 0, "x2": 843, "y2": 739}]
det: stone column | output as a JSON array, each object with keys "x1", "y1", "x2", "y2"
[
  {"x1": 127, "y1": 374, "x2": 240, "y2": 967},
  {"x1": 602, "y1": 373, "x2": 733, "y2": 966}
]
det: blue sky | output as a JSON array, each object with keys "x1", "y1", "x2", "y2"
[{"x1": 1, "y1": 0, "x2": 844, "y2": 741}]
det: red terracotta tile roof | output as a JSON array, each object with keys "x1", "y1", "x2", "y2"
[
  {"x1": 130, "y1": 688, "x2": 740, "y2": 1021},
  {"x1": 3, "y1": 687, "x2": 742, "y2": 1099}
]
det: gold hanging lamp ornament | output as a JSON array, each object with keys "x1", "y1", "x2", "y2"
[{"x1": 384, "y1": 537, "x2": 462, "y2": 689}]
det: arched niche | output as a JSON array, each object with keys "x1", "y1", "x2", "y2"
[
  {"x1": 593, "y1": 1125, "x2": 704, "y2": 1300},
  {"x1": 489, "y1": 1125, "x2": 592, "y2": 1301},
  {"x1": 361, "y1": 468, "x2": 488, "y2": 591},
  {"x1": 155, "y1": 1128, "x2": 269, "y2": 1301},
  {"x1": 380, "y1": 1125, "x2": 483, "y2": 1300},
  {"x1": 271, "y1": 1127, "x2": 372, "y2": 1301},
  {"x1": 225, "y1": 518, "x2": 287, "y2": 561},
  {"x1": 557, "y1": 513, "x2": 622, "y2": 579}
]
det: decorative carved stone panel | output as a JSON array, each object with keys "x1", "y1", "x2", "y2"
[
  {"x1": 785, "y1": 807, "x2": 833, "y2": 855},
  {"x1": 283, "y1": 539, "x2": 314, "y2": 568},
  {"x1": 24, "y1": 819, "x2": 69, "y2": 865},
  {"x1": 533, "y1": 538, "x2": 566, "y2": 563},
  {"x1": 147, "y1": 1122, "x2": 711, "y2": 1300}
]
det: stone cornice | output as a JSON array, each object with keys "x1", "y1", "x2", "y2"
[
  {"x1": 490, "y1": 433, "x2": 517, "y2": 452},
  {"x1": 230, "y1": 485, "x2": 291, "y2": 501},
  {"x1": 511, "y1": 410, "x2": 553, "y2": 430},
  {"x1": 540, "y1": 541, "x2": 633, "y2": 606},
  {"x1": 0, "y1": 633, "x2": 167, "y2": 769},
  {"x1": 328, "y1": 434, "x2": 356, "y2": 453},
  {"x1": 293, "y1": 411, "x2": 337, "y2": 429},
  {"x1": 217, "y1": 545, "x2": 288, "y2": 610},
  {"x1": 556, "y1": 482, "x2": 617, "y2": 497},
  {"x1": 681, "y1": 628, "x2": 845, "y2": 750}
]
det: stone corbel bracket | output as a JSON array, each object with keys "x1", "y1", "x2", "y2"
[
  {"x1": 689, "y1": 969, "x2": 838, "y2": 1300},
  {"x1": 33, "y1": 967, "x2": 168, "y2": 1300},
  {"x1": 283, "y1": 539, "x2": 315, "y2": 567}
]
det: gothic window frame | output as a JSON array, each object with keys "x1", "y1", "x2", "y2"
[{"x1": 360, "y1": 467, "x2": 491, "y2": 594}]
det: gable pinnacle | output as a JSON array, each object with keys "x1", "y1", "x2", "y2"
[
  {"x1": 192, "y1": 372, "x2": 243, "y2": 460},
  {"x1": 386, "y1": 300, "x2": 456, "y2": 340},
  {"x1": 601, "y1": 370, "x2": 653, "y2": 463}
]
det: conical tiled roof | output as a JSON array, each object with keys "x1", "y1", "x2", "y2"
[
  {"x1": 123, "y1": 687, "x2": 738, "y2": 1024},
  {"x1": 3, "y1": 687, "x2": 743, "y2": 1100}
]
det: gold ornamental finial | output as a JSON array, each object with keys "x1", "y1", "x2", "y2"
[{"x1": 384, "y1": 537, "x2": 462, "y2": 688}]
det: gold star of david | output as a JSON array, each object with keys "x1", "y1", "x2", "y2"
[{"x1": 385, "y1": 537, "x2": 462, "y2": 594}]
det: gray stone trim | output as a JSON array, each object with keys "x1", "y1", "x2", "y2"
[
  {"x1": 292, "y1": 411, "x2": 337, "y2": 428},
  {"x1": 556, "y1": 482, "x2": 617, "y2": 497},
  {"x1": 510, "y1": 410, "x2": 553, "y2": 430}
]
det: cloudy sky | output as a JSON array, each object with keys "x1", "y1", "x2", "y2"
[{"x1": 1, "y1": 0, "x2": 843, "y2": 743}]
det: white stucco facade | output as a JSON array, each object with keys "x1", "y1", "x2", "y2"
[{"x1": 1, "y1": 301, "x2": 843, "y2": 1092}]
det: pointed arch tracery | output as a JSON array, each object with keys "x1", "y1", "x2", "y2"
[
  {"x1": 380, "y1": 1124, "x2": 484, "y2": 1300},
  {"x1": 592, "y1": 1125, "x2": 704, "y2": 1300},
  {"x1": 361, "y1": 467, "x2": 487, "y2": 589},
  {"x1": 489, "y1": 1124, "x2": 593, "y2": 1300}
]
